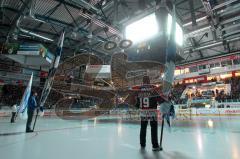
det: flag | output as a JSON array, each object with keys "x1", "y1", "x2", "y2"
[
  {"x1": 162, "y1": 3, "x2": 177, "y2": 96},
  {"x1": 53, "y1": 31, "x2": 65, "y2": 69},
  {"x1": 18, "y1": 73, "x2": 33, "y2": 119},
  {"x1": 39, "y1": 31, "x2": 65, "y2": 108}
]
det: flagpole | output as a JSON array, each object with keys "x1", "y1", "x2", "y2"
[
  {"x1": 159, "y1": 115, "x2": 164, "y2": 151},
  {"x1": 32, "y1": 31, "x2": 65, "y2": 131},
  {"x1": 158, "y1": 0, "x2": 176, "y2": 151},
  {"x1": 32, "y1": 108, "x2": 39, "y2": 130}
]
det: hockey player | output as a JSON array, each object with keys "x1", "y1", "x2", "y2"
[
  {"x1": 135, "y1": 76, "x2": 164, "y2": 151},
  {"x1": 10, "y1": 103, "x2": 17, "y2": 123}
]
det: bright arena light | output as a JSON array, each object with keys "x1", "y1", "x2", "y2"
[
  {"x1": 167, "y1": 14, "x2": 183, "y2": 46},
  {"x1": 125, "y1": 13, "x2": 159, "y2": 44},
  {"x1": 125, "y1": 13, "x2": 183, "y2": 46}
]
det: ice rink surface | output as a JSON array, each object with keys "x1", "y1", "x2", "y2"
[{"x1": 0, "y1": 116, "x2": 240, "y2": 159}]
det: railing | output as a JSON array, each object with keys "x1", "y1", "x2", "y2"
[
  {"x1": 176, "y1": 108, "x2": 240, "y2": 117},
  {"x1": 175, "y1": 64, "x2": 240, "y2": 80},
  {"x1": 217, "y1": 99, "x2": 240, "y2": 103},
  {"x1": 53, "y1": 81, "x2": 114, "y2": 91}
]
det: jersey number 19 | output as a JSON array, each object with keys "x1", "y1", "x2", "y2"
[{"x1": 140, "y1": 97, "x2": 149, "y2": 108}]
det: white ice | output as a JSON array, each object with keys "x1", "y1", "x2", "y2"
[{"x1": 0, "y1": 116, "x2": 240, "y2": 159}]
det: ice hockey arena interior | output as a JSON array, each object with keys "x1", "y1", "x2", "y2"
[{"x1": 1, "y1": 0, "x2": 240, "y2": 159}]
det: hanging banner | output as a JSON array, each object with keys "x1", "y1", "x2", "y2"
[
  {"x1": 85, "y1": 65, "x2": 111, "y2": 79},
  {"x1": 17, "y1": 44, "x2": 47, "y2": 57}
]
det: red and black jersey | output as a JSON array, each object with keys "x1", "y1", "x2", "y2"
[
  {"x1": 135, "y1": 95, "x2": 164, "y2": 110},
  {"x1": 134, "y1": 85, "x2": 165, "y2": 110}
]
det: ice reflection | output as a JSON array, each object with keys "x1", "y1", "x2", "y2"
[
  {"x1": 117, "y1": 121, "x2": 122, "y2": 137},
  {"x1": 207, "y1": 119, "x2": 214, "y2": 128}
]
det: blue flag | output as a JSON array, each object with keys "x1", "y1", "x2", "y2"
[{"x1": 39, "y1": 31, "x2": 65, "y2": 108}]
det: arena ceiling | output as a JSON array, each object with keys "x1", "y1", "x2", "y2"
[{"x1": 0, "y1": 0, "x2": 240, "y2": 65}]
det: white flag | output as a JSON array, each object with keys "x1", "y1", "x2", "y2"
[{"x1": 18, "y1": 73, "x2": 33, "y2": 119}]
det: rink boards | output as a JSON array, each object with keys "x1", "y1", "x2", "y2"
[
  {"x1": 1, "y1": 108, "x2": 240, "y2": 117},
  {"x1": 177, "y1": 108, "x2": 240, "y2": 116}
]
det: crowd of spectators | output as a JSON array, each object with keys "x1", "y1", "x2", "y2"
[
  {"x1": 171, "y1": 77, "x2": 240, "y2": 104},
  {"x1": 1, "y1": 76, "x2": 239, "y2": 108},
  {"x1": 0, "y1": 84, "x2": 23, "y2": 106},
  {"x1": 171, "y1": 83, "x2": 187, "y2": 104},
  {"x1": 0, "y1": 84, "x2": 63, "y2": 108},
  {"x1": 210, "y1": 77, "x2": 240, "y2": 102},
  {"x1": 227, "y1": 77, "x2": 240, "y2": 97}
]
